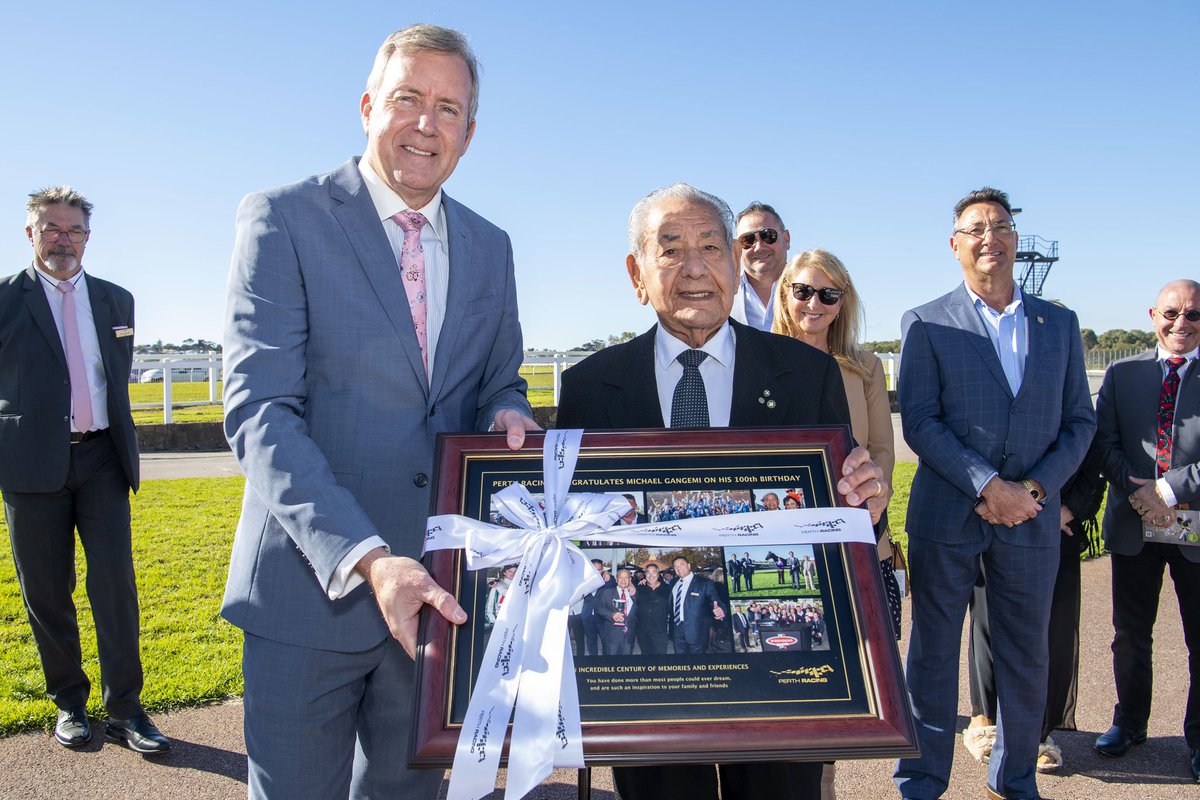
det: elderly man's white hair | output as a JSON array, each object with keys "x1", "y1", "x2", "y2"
[{"x1": 626, "y1": 183, "x2": 735, "y2": 257}]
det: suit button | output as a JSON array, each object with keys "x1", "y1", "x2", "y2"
[
  {"x1": 428, "y1": 405, "x2": 438, "y2": 417},
  {"x1": 413, "y1": 473, "x2": 428, "y2": 488},
  {"x1": 1010, "y1": 407, "x2": 1018, "y2": 414}
]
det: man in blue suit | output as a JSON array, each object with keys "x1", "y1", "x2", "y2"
[
  {"x1": 894, "y1": 188, "x2": 1095, "y2": 800},
  {"x1": 669, "y1": 556, "x2": 727, "y2": 655},
  {"x1": 222, "y1": 25, "x2": 536, "y2": 799}
]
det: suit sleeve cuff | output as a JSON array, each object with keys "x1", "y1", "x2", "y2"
[
  {"x1": 327, "y1": 537, "x2": 389, "y2": 600},
  {"x1": 1157, "y1": 478, "x2": 1178, "y2": 508},
  {"x1": 976, "y1": 471, "x2": 999, "y2": 498}
]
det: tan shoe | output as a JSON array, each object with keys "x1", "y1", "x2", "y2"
[{"x1": 962, "y1": 716, "x2": 996, "y2": 764}]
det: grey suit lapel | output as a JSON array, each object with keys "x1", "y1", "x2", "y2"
[
  {"x1": 21, "y1": 265, "x2": 66, "y2": 368},
  {"x1": 947, "y1": 284, "x2": 1013, "y2": 398},
  {"x1": 328, "y1": 161, "x2": 429, "y2": 393},
  {"x1": 430, "y1": 193, "x2": 470, "y2": 400},
  {"x1": 1015, "y1": 295, "x2": 1050, "y2": 403}
]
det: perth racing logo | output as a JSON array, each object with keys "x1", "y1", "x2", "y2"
[
  {"x1": 554, "y1": 438, "x2": 568, "y2": 469},
  {"x1": 469, "y1": 707, "x2": 493, "y2": 762},
  {"x1": 425, "y1": 524, "x2": 442, "y2": 541},
  {"x1": 518, "y1": 496, "x2": 543, "y2": 528},
  {"x1": 642, "y1": 524, "x2": 683, "y2": 537},
  {"x1": 716, "y1": 522, "x2": 764, "y2": 536},
  {"x1": 493, "y1": 627, "x2": 519, "y2": 677},
  {"x1": 556, "y1": 703, "x2": 569, "y2": 748},
  {"x1": 796, "y1": 518, "x2": 846, "y2": 533}
]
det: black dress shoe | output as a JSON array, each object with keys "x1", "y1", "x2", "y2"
[
  {"x1": 1093, "y1": 724, "x2": 1147, "y2": 757},
  {"x1": 105, "y1": 713, "x2": 172, "y2": 755},
  {"x1": 54, "y1": 707, "x2": 91, "y2": 748},
  {"x1": 1190, "y1": 748, "x2": 1200, "y2": 782}
]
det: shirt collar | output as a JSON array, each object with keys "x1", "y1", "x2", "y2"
[
  {"x1": 34, "y1": 265, "x2": 85, "y2": 291},
  {"x1": 1157, "y1": 345, "x2": 1199, "y2": 363},
  {"x1": 654, "y1": 320, "x2": 735, "y2": 371},
  {"x1": 357, "y1": 156, "x2": 447, "y2": 244},
  {"x1": 964, "y1": 283, "x2": 1023, "y2": 317}
]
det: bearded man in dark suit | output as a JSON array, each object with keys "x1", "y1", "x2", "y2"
[{"x1": 555, "y1": 182, "x2": 888, "y2": 800}]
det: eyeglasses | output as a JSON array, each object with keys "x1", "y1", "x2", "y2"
[
  {"x1": 953, "y1": 221, "x2": 1015, "y2": 239},
  {"x1": 36, "y1": 226, "x2": 89, "y2": 243},
  {"x1": 737, "y1": 228, "x2": 779, "y2": 249},
  {"x1": 1156, "y1": 308, "x2": 1200, "y2": 322},
  {"x1": 791, "y1": 283, "x2": 845, "y2": 305}
]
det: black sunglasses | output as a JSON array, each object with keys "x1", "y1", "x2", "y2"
[
  {"x1": 737, "y1": 228, "x2": 779, "y2": 249},
  {"x1": 1157, "y1": 308, "x2": 1200, "y2": 322},
  {"x1": 791, "y1": 283, "x2": 845, "y2": 305}
]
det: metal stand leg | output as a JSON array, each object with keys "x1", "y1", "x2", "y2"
[{"x1": 577, "y1": 767, "x2": 592, "y2": 800}]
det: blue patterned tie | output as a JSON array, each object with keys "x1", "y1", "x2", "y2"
[{"x1": 671, "y1": 349, "x2": 710, "y2": 428}]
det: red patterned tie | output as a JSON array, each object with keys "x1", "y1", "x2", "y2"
[
  {"x1": 391, "y1": 211, "x2": 429, "y2": 373},
  {"x1": 1156, "y1": 357, "x2": 1187, "y2": 475}
]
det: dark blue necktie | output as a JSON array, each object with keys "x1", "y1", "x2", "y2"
[{"x1": 671, "y1": 349, "x2": 710, "y2": 428}]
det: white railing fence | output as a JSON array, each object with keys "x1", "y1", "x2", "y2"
[{"x1": 131, "y1": 353, "x2": 223, "y2": 424}]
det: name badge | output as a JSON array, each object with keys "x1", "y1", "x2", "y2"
[
  {"x1": 689, "y1": 591, "x2": 700, "y2": 597},
  {"x1": 113, "y1": 326, "x2": 134, "y2": 338}
]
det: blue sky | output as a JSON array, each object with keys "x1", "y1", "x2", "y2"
[{"x1": 3, "y1": 1, "x2": 1196, "y2": 349}]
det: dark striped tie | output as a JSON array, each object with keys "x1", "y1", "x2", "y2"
[
  {"x1": 673, "y1": 583, "x2": 683, "y2": 626},
  {"x1": 1156, "y1": 357, "x2": 1187, "y2": 475}
]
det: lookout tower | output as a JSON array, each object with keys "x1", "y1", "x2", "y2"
[{"x1": 1010, "y1": 207, "x2": 1059, "y2": 297}]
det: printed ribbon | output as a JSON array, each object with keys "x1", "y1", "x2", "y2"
[{"x1": 423, "y1": 428, "x2": 876, "y2": 800}]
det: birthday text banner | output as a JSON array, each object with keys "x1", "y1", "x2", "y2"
[{"x1": 422, "y1": 428, "x2": 874, "y2": 800}]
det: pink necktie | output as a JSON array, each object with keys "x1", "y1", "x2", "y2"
[
  {"x1": 57, "y1": 280, "x2": 94, "y2": 433},
  {"x1": 391, "y1": 211, "x2": 429, "y2": 373}
]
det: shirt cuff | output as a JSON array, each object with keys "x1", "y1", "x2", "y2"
[
  {"x1": 976, "y1": 471, "x2": 999, "y2": 498},
  {"x1": 328, "y1": 536, "x2": 389, "y2": 600},
  {"x1": 1157, "y1": 478, "x2": 1178, "y2": 508}
]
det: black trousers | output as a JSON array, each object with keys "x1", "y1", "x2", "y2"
[
  {"x1": 967, "y1": 531, "x2": 1083, "y2": 742},
  {"x1": 2, "y1": 433, "x2": 143, "y2": 717},
  {"x1": 614, "y1": 762, "x2": 821, "y2": 800},
  {"x1": 1110, "y1": 542, "x2": 1200, "y2": 747}
]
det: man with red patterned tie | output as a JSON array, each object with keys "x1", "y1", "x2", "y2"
[
  {"x1": 1093, "y1": 279, "x2": 1200, "y2": 783},
  {"x1": 0, "y1": 187, "x2": 169, "y2": 754}
]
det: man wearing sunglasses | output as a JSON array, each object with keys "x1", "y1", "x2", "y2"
[
  {"x1": 730, "y1": 202, "x2": 790, "y2": 331},
  {"x1": 1092, "y1": 279, "x2": 1200, "y2": 781},
  {"x1": 895, "y1": 187, "x2": 1094, "y2": 800}
]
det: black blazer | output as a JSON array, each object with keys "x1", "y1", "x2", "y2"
[
  {"x1": 671, "y1": 575, "x2": 726, "y2": 647},
  {"x1": 556, "y1": 320, "x2": 852, "y2": 431},
  {"x1": 0, "y1": 265, "x2": 139, "y2": 493}
]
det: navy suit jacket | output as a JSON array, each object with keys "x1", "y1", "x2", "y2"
[
  {"x1": 595, "y1": 584, "x2": 639, "y2": 632},
  {"x1": 670, "y1": 576, "x2": 725, "y2": 648},
  {"x1": 221, "y1": 158, "x2": 530, "y2": 652},
  {"x1": 0, "y1": 266, "x2": 138, "y2": 493},
  {"x1": 1096, "y1": 351, "x2": 1200, "y2": 563},
  {"x1": 899, "y1": 285, "x2": 1095, "y2": 545}
]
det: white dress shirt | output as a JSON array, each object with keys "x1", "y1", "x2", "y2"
[
  {"x1": 1155, "y1": 345, "x2": 1198, "y2": 506},
  {"x1": 328, "y1": 159, "x2": 455, "y2": 600},
  {"x1": 672, "y1": 573, "x2": 694, "y2": 622},
  {"x1": 730, "y1": 275, "x2": 775, "y2": 332},
  {"x1": 654, "y1": 322, "x2": 736, "y2": 428},
  {"x1": 35, "y1": 268, "x2": 110, "y2": 432}
]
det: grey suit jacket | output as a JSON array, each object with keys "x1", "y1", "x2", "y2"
[
  {"x1": 1096, "y1": 351, "x2": 1200, "y2": 563},
  {"x1": 899, "y1": 284, "x2": 1095, "y2": 545},
  {"x1": 221, "y1": 158, "x2": 530, "y2": 652},
  {"x1": 0, "y1": 265, "x2": 139, "y2": 493}
]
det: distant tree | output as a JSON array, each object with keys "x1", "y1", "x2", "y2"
[
  {"x1": 576, "y1": 339, "x2": 605, "y2": 352},
  {"x1": 1080, "y1": 328, "x2": 1099, "y2": 350},
  {"x1": 862, "y1": 339, "x2": 901, "y2": 353},
  {"x1": 1096, "y1": 329, "x2": 1154, "y2": 350},
  {"x1": 606, "y1": 331, "x2": 637, "y2": 347}
]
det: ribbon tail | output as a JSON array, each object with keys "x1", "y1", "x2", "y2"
[{"x1": 555, "y1": 627, "x2": 585, "y2": 768}]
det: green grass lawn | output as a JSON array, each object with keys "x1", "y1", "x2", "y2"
[{"x1": 0, "y1": 477, "x2": 245, "y2": 735}]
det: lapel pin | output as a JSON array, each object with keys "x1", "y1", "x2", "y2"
[
  {"x1": 758, "y1": 389, "x2": 775, "y2": 408},
  {"x1": 1036, "y1": 316, "x2": 1045, "y2": 324}
]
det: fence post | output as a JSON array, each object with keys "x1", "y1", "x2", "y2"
[
  {"x1": 553, "y1": 355, "x2": 562, "y2": 406},
  {"x1": 162, "y1": 365, "x2": 174, "y2": 424},
  {"x1": 208, "y1": 353, "x2": 219, "y2": 403}
]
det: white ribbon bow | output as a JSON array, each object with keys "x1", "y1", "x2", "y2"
[{"x1": 423, "y1": 428, "x2": 875, "y2": 800}]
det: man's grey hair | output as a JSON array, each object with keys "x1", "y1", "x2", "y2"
[
  {"x1": 26, "y1": 186, "x2": 93, "y2": 228},
  {"x1": 627, "y1": 183, "x2": 735, "y2": 257},
  {"x1": 952, "y1": 186, "x2": 1013, "y2": 226},
  {"x1": 736, "y1": 201, "x2": 786, "y2": 231},
  {"x1": 365, "y1": 24, "x2": 480, "y2": 121}
]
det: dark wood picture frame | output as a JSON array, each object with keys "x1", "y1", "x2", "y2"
[{"x1": 410, "y1": 427, "x2": 918, "y2": 766}]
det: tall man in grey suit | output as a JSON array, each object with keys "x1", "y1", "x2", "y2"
[
  {"x1": 1092, "y1": 279, "x2": 1200, "y2": 781},
  {"x1": 0, "y1": 187, "x2": 169, "y2": 754},
  {"x1": 222, "y1": 25, "x2": 536, "y2": 799},
  {"x1": 895, "y1": 188, "x2": 1094, "y2": 800},
  {"x1": 556, "y1": 182, "x2": 888, "y2": 800}
]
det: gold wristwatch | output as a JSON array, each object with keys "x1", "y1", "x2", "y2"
[{"x1": 1021, "y1": 479, "x2": 1045, "y2": 504}]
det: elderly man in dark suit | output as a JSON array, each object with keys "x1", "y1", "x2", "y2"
[
  {"x1": 221, "y1": 25, "x2": 536, "y2": 799},
  {"x1": 595, "y1": 568, "x2": 639, "y2": 655},
  {"x1": 555, "y1": 182, "x2": 888, "y2": 800},
  {"x1": 895, "y1": 187, "x2": 1095, "y2": 800},
  {"x1": 0, "y1": 187, "x2": 169, "y2": 754},
  {"x1": 1092, "y1": 279, "x2": 1200, "y2": 781}
]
